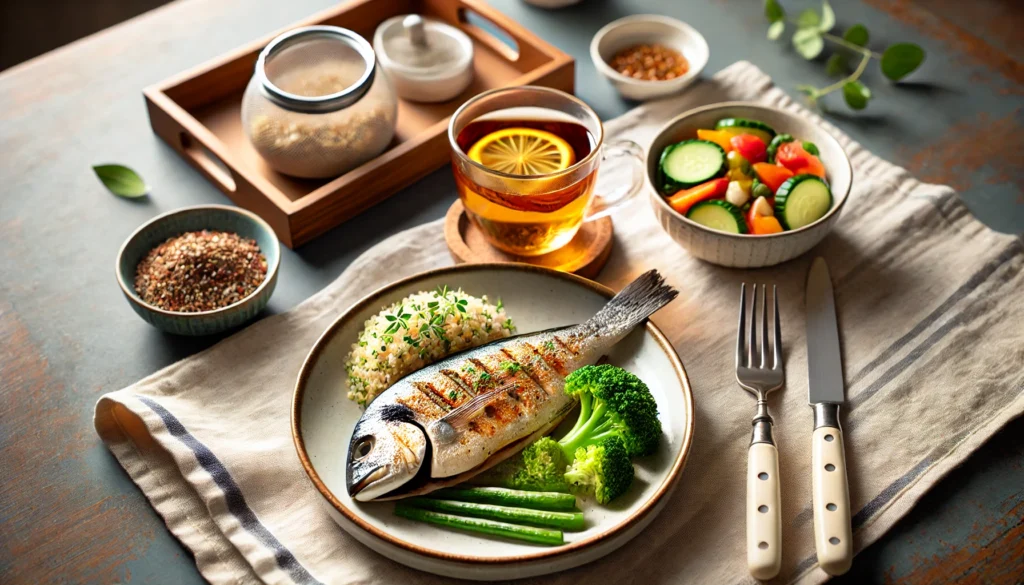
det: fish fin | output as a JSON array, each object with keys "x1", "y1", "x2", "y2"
[
  {"x1": 440, "y1": 383, "x2": 515, "y2": 429},
  {"x1": 584, "y1": 269, "x2": 678, "y2": 340}
]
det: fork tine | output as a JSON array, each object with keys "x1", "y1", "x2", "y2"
[
  {"x1": 760, "y1": 284, "x2": 769, "y2": 368},
  {"x1": 736, "y1": 283, "x2": 747, "y2": 368},
  {"x1": 748, "y1": 284, "x2": 757, "y2": 368},
  {"x1": 773, "y1": 285, "x2": 782, "y2": 370}
]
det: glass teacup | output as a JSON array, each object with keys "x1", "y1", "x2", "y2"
[{"x1": 449, "y1": 86, "x2": 644, "y2": 256}]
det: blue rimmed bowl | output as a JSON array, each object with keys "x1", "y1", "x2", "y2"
[{"x1": 115, "y1": 205, "x2": 280, "y2": 336}]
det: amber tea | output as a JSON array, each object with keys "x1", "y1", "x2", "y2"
[{"x1": 454, "y1": 118, "x2": 598, "y2": 256}]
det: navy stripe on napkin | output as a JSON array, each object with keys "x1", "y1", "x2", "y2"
[{"x1": 136, "y1": 395, "x2": 323, "y2": 585}]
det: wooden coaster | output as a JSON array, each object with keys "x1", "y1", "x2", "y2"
[{"x1": 444, "y1": 200, "x2": 613, "y2": 279}]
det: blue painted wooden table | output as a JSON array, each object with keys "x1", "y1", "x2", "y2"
[{"x1": 0, "y1": 0, "x2": 1021, "y2": 582}]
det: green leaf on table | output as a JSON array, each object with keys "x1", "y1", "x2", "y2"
[
  {"x1": 764, "y1": 0, "x2": 785, "y2": 22},
  {"x1": 881, "y1": 43, "x2": 925, "y2": 80},
  {"x1": 843, "y1": 24, "x2": 870, "y2": 47},
  {"x1": 92, "y1": 164, "x2": 149, "y2": 198},
  {"x1": 793, "y1": 28, "x2": 824, "y2": 60},
  {"x1": 842, "y1": 80, "x2": 872, "y2": 109},
  {"x1": 818, "y1": 1, "x2": 836, "y2": 32},
  {"x1": 825, "y1": 53, "x2": 849, "y2": 76},
  {"x1": 797, "y1": 9, "x2": 820, "y2": 29},
  {"x1": 767, "y1": 20, "x2": 785, "y2": 41}
]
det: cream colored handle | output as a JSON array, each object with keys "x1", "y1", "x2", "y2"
[
  {"x1": 747, "y1": 442, "x2": 781, "y2": 580},
  {"x1": 812, "y1": 426, "x2": 852, "y2": 575}
]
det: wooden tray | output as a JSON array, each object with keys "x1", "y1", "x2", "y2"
[
  {"x1": 444, "y1": 201, "x2": 613, "y2": 279},
  {"x1": 144, "y1": 0, "x2": 575, "y2": 248}
]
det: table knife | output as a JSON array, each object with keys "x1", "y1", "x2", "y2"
[{"x1": 805, "y1": 257, "x2": 853, "y2": 575}]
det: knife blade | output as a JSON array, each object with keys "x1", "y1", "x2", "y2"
[
  {"x1": 805, "y1": 256, "x2": 852, "y2": 576},
  {"x1": 806, "y1": 257, "x2": 844, "y2": 405}
]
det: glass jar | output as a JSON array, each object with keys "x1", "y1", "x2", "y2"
[{"x1": 241, "y1": 26, "x2": 398, "y2": 179}]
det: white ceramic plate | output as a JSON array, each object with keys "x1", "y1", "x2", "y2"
[{"x1": 292, "y1": 264, "x2": 694, "y2": 580}]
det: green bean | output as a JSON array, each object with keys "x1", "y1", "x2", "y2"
[
  {"x1": 394, "y1": 504, "x2": 564, "y2": 546},
  {"x1": 431, "y1": 487, "x2": 577, "y2": 511},
  {"x1": 408, "y1": 498, "x2": 585, "y2": 531}
]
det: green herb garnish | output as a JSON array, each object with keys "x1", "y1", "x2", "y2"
[{"x1": 765, "y1": 0, "x2": 925, "y2": 111}]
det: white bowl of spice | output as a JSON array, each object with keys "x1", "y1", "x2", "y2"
[
  {"x1": 116, "y1": 205, "x2": 280, "y2": 336},
  {"x1": 590, "y1": 15, "x2": 708, "y2": 102}
]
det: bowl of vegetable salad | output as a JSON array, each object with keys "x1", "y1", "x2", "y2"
[{"x1": 645, "y1": 102, "x2": 852, "y2": 268}]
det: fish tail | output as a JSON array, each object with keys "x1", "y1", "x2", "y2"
[{"x1": 584, "y1": 270, "x2": 678, "y2": 341}]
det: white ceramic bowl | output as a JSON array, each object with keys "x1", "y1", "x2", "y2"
[
  {"x1": 293, "y1": 264, "x2": 694, "y2": 580},
  {"x1": 590, "y1": 15, "x2": 708, "y2": 102},
  {"x1": 647, "y1": 102, "x2": 853, "y2": 268}
]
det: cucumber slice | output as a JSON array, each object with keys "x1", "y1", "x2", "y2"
[
  {"x1": 659, "y1": 139, "x2": 726, "y2": 192},
  {"x1": 686, "y1": 200, "x2": 748, "y2": 234},
  {"x1": 767, "y1": 134, "x2": 794, "y2": 163},
  {"x1": 774, "y1": 175, "x2": 833, "y2": 230},
  {"x1": 715, "y1": 118, "x2": 777, "y2": 142}
]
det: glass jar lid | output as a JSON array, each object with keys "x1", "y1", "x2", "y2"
[{"x1": 256, "y1": 26, "x2": 376, "y2": 113}]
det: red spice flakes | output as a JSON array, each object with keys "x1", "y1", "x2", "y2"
[
  {"x1": 134, "y1": 230, "x2": 267, "y2": 313},
  {"x1": 608, "y1": 44, "x2": 689, "y2": 81}
]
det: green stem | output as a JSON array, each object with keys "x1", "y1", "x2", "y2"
[
  {"x1": 394, "y1": 504, "x2": 565, "y2": 545},
  {"x1": 430, "y1": 487, "x2": 578, "y2": 511},
  {"x1": 814, "y1": 51, "x2": 871, "y2": 97},
  {"x1": 565, "y1": 393, "x2": 592, "y2": 438},
  {"x1": 406, "y1": 498, "x2": 585, "y2": 531},
  {"x1": 820, "y1": 32, "x2": 882, "y2": 58},
  {"x1": 558, "y1": 401, "x2": 608, "y2": 456}
]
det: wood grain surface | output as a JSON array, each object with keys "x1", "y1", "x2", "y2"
[{"x1": 0, "y1": 0, "x2": 1020, "y2": 583}]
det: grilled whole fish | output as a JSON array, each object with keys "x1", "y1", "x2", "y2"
[{"x1": 346, "y1": 270, "x2": 678, "y2": 501}]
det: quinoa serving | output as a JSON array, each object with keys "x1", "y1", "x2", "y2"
[
  {"x1": 134, "y1": 230, "x2": 267, "y2": 313},
  {"x1": 346, "y1": 285, "x2": 515, "y2": 406}
]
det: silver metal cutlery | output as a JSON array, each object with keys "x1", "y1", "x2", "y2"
[
  {"x1": 805, "y1": 257, "x2": 853, "y2": 575},
  {"x1": 736, "y1": 283, "x2": 784, "y2": 580}
]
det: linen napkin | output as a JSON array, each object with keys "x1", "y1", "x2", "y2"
[{"x1": 95, "y1": 61, "x2": 1024, "y2": 585}]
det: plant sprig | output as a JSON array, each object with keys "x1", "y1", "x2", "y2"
[{"x1": 765, "y1": 0, "x2": 925, "y2": 110}]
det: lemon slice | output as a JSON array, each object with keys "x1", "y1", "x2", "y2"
[{"x1": 467, "y1": 127, "x2": 576, "y2": 175}]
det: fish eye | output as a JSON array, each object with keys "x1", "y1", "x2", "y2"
[{"x1": 353, "y1": 437, "x2": 374, "y2": 460}]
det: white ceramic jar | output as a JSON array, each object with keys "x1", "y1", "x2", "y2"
[
  {"x1": 373, "y1": 15, "x2": 474, "y2": 103},
  {"x1": 241, "y1": 26, "x2": 398, "y2": 179}
]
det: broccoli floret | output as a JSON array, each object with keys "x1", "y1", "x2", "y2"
[
  {"x1": 475, "y1": 437, "x2": 569, "y2": 492},
  {"x1": 564, "y1": 437, "x2": 633, "y2": 504},
  {"x1": 558, "y1": 365, "x2": 662, "y2": 458}
]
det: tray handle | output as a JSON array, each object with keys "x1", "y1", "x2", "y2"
[
  {"x1": 179, "y1": 131, "x2": 237, "y2": 194},
  {"x1": 453, "y1": 2, "x2": 522, "y2": 63}
]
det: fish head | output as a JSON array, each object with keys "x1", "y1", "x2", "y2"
[{"x1": 346, "y1": 403, "x2": 426, "y2": 501}]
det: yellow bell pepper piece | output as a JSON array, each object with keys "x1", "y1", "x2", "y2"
[{"x1": 696, "y1": 129, "x2": 735, "y2": 152}]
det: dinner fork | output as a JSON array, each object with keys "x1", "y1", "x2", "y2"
[{"x1": 736, "y1": 283, "x2": 784, "y2": 581}]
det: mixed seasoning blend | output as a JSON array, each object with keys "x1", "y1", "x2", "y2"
[
  {"x1": 134, "y1": 230, "x2": 267, "y2": 312},
  {"x1": 608, "y1": 44, "x2": 689, "y2": 81}
]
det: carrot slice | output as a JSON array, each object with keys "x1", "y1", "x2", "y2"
[
  {"x1": 752, "y1": 163, "x2": 794, "y2": 193},
  {"x1": 667, "y1": 178, "x2": 729, "y2": 215},
  {"x1": 751, "y1": 216, "x2": 784, "y2": 235}
]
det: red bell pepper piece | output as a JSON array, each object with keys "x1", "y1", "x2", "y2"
[
  {"x1": 729, "y1": 134, "x2": 767, "y2": 164},
  {"x1": 752, "y1": 163, "x2": 794, "y2": 194},
  {"x1": 774, "y1": 141, "x2": 809, "y2": 171},
  {"x1": 794, "y1": 155, "x2": 826, "y2": 178},
  {"x1": 667, "y1": 178, "x2": 729, "y2": 215}
]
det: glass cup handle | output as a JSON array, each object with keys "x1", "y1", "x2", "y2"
[{"x1": 585, "y1": 139, "x2": 646, "y2": 222}]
